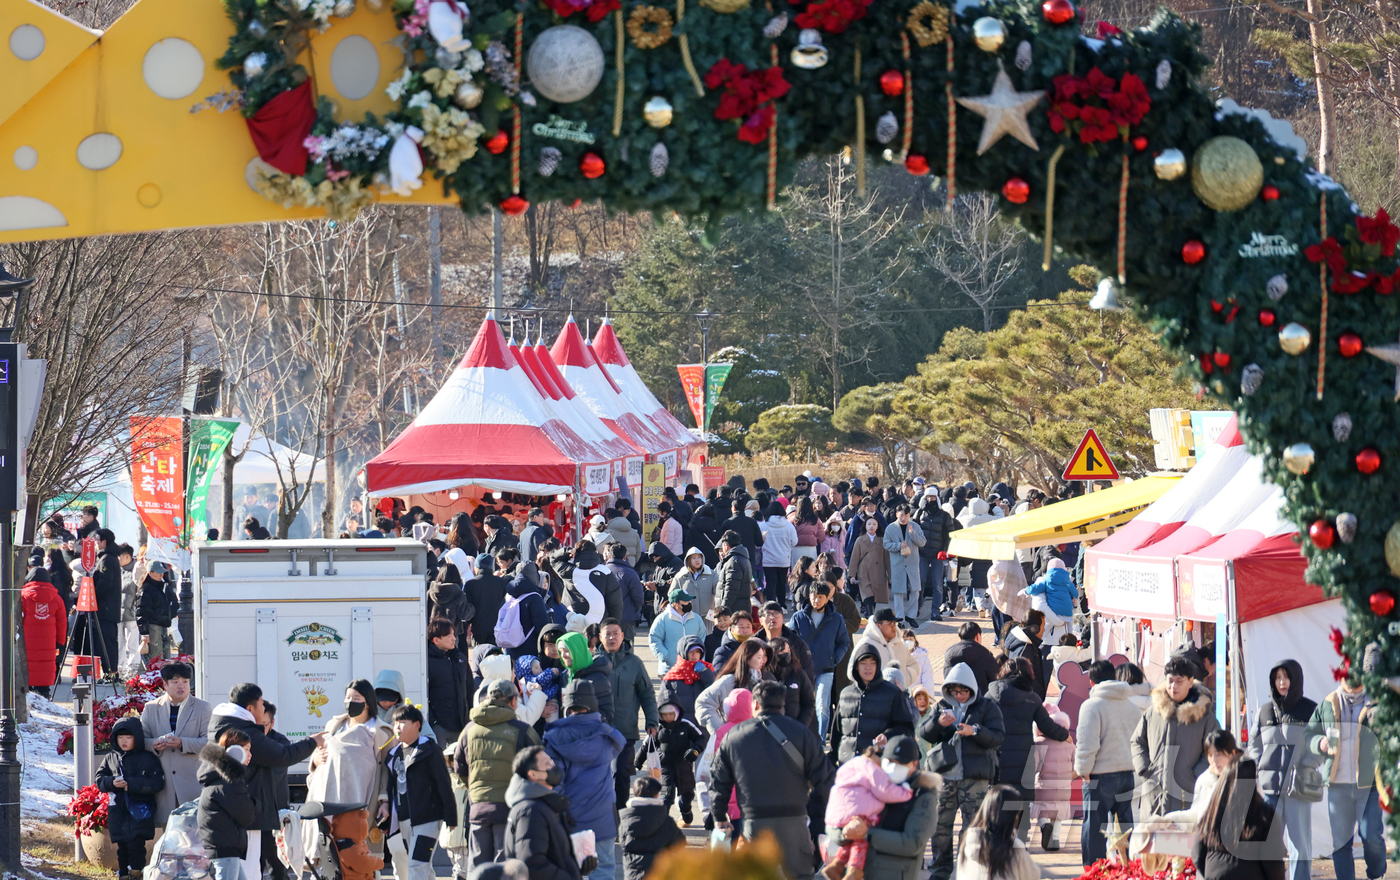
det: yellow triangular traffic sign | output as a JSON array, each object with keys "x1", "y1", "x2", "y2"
[{"x1": 1063, "y1": 429, "x2": 1120, "y2": 481}]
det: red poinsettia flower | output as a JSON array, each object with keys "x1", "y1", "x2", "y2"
[
  {"x1": 1329, "y1": 626, "x2": 1346, "y2": 656},
  {"x1": 1047, "y1": 68, "x2": 1151, "y2": 144},
  {"x1": 705, "y1": 60, "x2": 789, "y2": 143},
  {"x1": 793, "y1": 0, "x2": 871, "y2": 32},
  {"x1": 1095, "y1": 20, "x2": 1123, "y2": 37},
  {"x1": 1304, "y1": 237, "x2": 1347, "y2": 276},
  {"x1": 1357, "y1": 208, "x2": 1400, "y2": 256},
  {"x1": 1332, "y1": 270, "x2": 1374, "y2": 294}
]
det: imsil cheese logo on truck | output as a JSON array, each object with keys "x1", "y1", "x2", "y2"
[{"x1": 286, "y1": 622, "x2": 344, "y2": 661}]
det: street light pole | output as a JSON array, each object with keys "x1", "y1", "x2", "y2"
[{"x1": 695, "y1": 310, "x2": 714, "y2": 435}]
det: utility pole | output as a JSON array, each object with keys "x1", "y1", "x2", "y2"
[
  {"x1": 492, "y1": 209, "x2": 504, "y2": 312},
  {"x1": 428, "y1": 207, "x2": 443, "y2": 364}
]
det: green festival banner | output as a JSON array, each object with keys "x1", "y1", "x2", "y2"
[
  {"x1": 703, "y1": 364, "x2": 733, "y2": 431},
  {"x1": 184, "y1": 419, "x2": 239, "y2": 545}
]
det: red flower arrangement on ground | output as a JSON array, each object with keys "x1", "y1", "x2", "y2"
[
  {"x1": 1306, "y1": 208, "x2": 1400, "y2": 294},
  {"x1": 1079, "y1": 857, "x2": 1195, "y2": 880},
  {"x1": 791, "y1": 0, "x2": 873, "y2": 33},
  {"x1": 1047, "y1": 67, "x2": 1150, "y2": 144},
  {"x1": 705, "y1": 59, "x2": 790, "y2": 143},
  {"x1": 67, "y1": 784, "x2": 109, "y2": 836}
]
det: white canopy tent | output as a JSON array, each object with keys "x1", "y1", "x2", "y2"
[{"x1": 206, "y1": 422, "x2": 325, "y2": 488}]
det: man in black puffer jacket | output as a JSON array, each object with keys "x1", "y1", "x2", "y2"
[
  {"x1": 209, "y1": 683, "x2": 321, "y2": 877},
  {"x1": 919, "y1": 661, "x2": 1005, "y2": 880},
  {"x1": 688, "y1": 501, "x2": 724, "y2": 568},
  {"x1": 504, "y1": 746, "x2": 588, "y2": 880},
  {"x1": 914, "y1": 491, "x2": 957, "y2": 622},
  {"x1": 832, "y1": 642, "x2": 917, "y2": 764}
]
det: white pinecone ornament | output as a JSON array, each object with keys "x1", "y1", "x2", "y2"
[
  {"x1": 539, "y1": 147, "x2": 562, "y2": 177},
  {"x1": 876, "y1": 112, "x2": 898, "y2": 145},
  {"x1": 650, "y1": 142, "x2": 669, "y2": 177},
  {"x1": 1240, "y1": 363, "x2": 1263, "y2": 395},
  {"x1": 1336, "y1": 512, "x2": 1358, "y2": 544},
  {"x1": 1267, "y1": 274, "x2": 1288, "y2": 300},
  {"x1": 763, "y1": 12, "x2": 788, "y2": 38},
  {"x1": 1015, "y1": 41, "x2": 1032, "y2": 71},
  {"x1": 1333, "y1": 411, "x2": 1353, "y2": 442},
  {"x1": 1155, "y1": 59, "x2": 1171, "y2": 89}
]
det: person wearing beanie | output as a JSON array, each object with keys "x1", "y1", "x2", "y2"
[
  {"x1": 821, "y1": 732, "x2": 918, "y2": 880},
  {"x1": 21, "y1": 567, "x2": 65, "y2": 698},
  {"x1": 544, "y1": 681, "x2": 626, "y2": 880},
  {"x1": 858, "y1": 736, "x2": 942, "y2": 880}
]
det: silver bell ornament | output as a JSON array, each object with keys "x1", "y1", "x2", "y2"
[
  {"x1": 243, "y1": 52, "x2": 268, "y2": 78},
  {"x1": 1282, "y1": 442, "x2": 1315, "y2": 476},
  {"x1": 454, "y1": 81, "x2": 484, "y2": 109},
  {"x1": 876, "y1": 112, "x2": 898, "y2": 145},
  {"x1": 1240, "y1": 364, "x2": 1263, "y2": 395},
  {"x1": 1336, "y1": 512, "x2": 1358, "y2": 544},
  {"x1": 791, "y1": 30, "x2": 829, "y2": 69},
  {"x1": 1332, "y1": 412, "x2": 1353, "y2": 442}
]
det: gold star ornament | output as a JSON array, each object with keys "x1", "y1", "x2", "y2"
[{"x1": 956, "y1": 61, "x2": 1046, "y2": 155}]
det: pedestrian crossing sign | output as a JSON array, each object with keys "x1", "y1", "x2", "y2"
[{"x1": 1062, "y1": 429, "x2": 1121, "y2": 481}]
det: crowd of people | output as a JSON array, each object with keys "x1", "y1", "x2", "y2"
[{"x1": 67, "y1": 470, "x2": 1389, "y2": 880}]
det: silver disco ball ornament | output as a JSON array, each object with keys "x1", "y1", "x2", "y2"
[{"x1": 527, "y1": 26, "x2": 606, "y2": 104}]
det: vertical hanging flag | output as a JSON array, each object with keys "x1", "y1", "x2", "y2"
[
  {"x1": 130, "y1": 416, "x2": 184, "y2": 548},
  {"x1": 184, "y1": 418, "x2": 239, "y2": 545},
  {"x1": 703, "y1": 363, "x2": 733, "y2": 431},
  {"x1": 677, "y1": 364, "x2": 705, "y2": 428}
]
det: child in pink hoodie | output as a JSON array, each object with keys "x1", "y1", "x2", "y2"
[
  {"x1": 700, "y1": 687, "x2": 754, "y2": 831},
  {"x1": 1032, "y1": 699, "x2": 1075, "y2": 851},
  {"x1": 820, "y1": 747, "x2": 913, "y2": 880}
]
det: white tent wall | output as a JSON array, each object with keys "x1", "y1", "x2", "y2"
[
  {"x1": 1239, "y1": 599, "x2": 1348, "y2": 860},
  {"x1": 24, "y1": 469, "x2": 145, "y2": 551}
]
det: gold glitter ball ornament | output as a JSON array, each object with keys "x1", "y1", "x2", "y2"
[
  {"x1": 1386, "y1": 521, "x2": 1400, "y2": 577},
  {"x1": 643, "y1": 96, "x2": 674, "y2": 128},
  {"x1": 1282, "y1": 442, "x2": 1315, "y2": 476},
  {"x1": 972, "y1": 17, "x2": 1007, "y2": 52},
  {"x1": 454, "y1": 81, "x2": 484, "y2": 109},
  {"x1": 1278, "y1": 322, "x2": 1311, "y2": 355},
  {"x1": 1190, "y1": 135, "x2": 1264, "y2": 211}
]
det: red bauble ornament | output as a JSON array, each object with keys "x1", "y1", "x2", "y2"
[
  {"x1": 1370, "y1": 589, "x2": 1396, "y2": 616},
  {"x1": 580, "y1": 152, "x2": 605, "y2": 179},
  {"x1": 1356, "y1": 446, "x2": 1382, "y2": 475},
  {"x1": 1132, "y1": 136, "x2": 1148, "y2": 152},
  {"x1": 485, "y1": 130, "x2": 509, "y2": 154},
  {"x1": 1339, "y1": 331, "x2": 1364, "y2": 358},
  {"x1": 879, "y1": 69, "x2": 904, "y2": 97},
  {"x1": 1182, "y1": 240, "x2": 1206, "y2": 264},
  {"x1": 1258, "y1": 309, "x2": 1276, "y2": 327},
  {"x1": 1198, "y1": 354, "x2": 1214, "y2": 375},
  {"x1": 500, "y1": 195, "x2": 529, "y2": 216},
  {"x1": 1001, "y1": 177, "x2": 1030, "y2": 204},
  {"x1": 1212, "y1": 352, "x2": 1231, "y2": 369},
  {"x1": 1042, "y1": 0, "x2": 1075, "y2": 24},
  {"x1": 1210, "y1": 299, "x2": 1223, "y2": 313},
  {"x1": 1262, "y1": 184, "x2": 1280, "y2": 201},
  {"x1": 1309, "y1": 519, "x2": 1336, "y2": 550},
  {"x1": 905, "y1": 154, "x2": 930, "y2": 176}
]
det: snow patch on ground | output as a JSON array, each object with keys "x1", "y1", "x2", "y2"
[{"x1": 21, "y1": 693, "x2": 74, "y2": 826}]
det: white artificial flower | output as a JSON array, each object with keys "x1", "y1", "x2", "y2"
[
  {"x1": 408, "y1": 91, "x2": 433, "y2": 110},
  {"x1": 386, "y1": 68, "x2": 413, "y2": 101},
  {"x1": 461, "y1": 48, "x2": 485, "y2": 74}
]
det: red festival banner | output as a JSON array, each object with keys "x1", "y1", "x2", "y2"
[
  {"x1": 677, "y1": 364, "x2": 705, "y2": 429},
  {"x1": 130, "y1": 416, "x2": 184, "y2": 540}
]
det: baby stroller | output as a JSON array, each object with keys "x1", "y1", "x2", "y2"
[
  {"x1": 144, "y1": 802, "x2": 209, "y2": 880},
  {"x1": 290, "y1": 801, "x2": 368, "y2": 880}
]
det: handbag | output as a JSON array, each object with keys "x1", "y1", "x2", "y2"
[{"x1": 1287, "y1": 763, "x2": 1325, "y2": 803}]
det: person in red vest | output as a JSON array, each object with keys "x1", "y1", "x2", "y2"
[{"x1": 22, "y1": 566, "x2": 67, "y2": 698}]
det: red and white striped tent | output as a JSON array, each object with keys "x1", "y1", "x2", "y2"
[
  {"x1": 592, "y1": 319, "x2": 703, "y2": 468},
  {"x1": 366, "y1": 316, "x2": 610, "y2": 496},
  {"x1": 509, "y1": 332, "x2": 639, "y2": 467}
]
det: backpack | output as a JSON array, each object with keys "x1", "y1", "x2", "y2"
[{"x1": 494, "y1": 593, "x2": 531, "y2": 648}]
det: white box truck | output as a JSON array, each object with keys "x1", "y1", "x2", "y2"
[{"x1": 193, "y1": 539, "x2": 429, "y2": 777}]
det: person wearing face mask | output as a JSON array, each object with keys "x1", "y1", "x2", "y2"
[
  {"x1": 767, "y1": 637, "x2": 817, "y2": 733},
  {"x1": 842, "y1": 737, "x2": 941, "y2": 880},
  {"x1": 898, "y1": 628, "x2": 936, "y2": 694},
  {"x1": 648, "y1": 588, "x2": 707, "y2": 675},
  {"x1": 819, "y1": 739, "x2": 916, "y2": 880},
  {"x1": 503, "y1": 746, "x2": 589, "y2": 880},
  {"x1": 308, "y1": 679, "x2": 390, "y2": 808}
]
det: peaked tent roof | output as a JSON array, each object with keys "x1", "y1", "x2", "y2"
[
  {"x1": 592, "y1": 320, "x2": 704, "y2": 453},
  {"x1": 509, "y1": 337, "x2": 635, "y2": 463},
  {"x1": 531, "y1": 333, "x2": 645, "y2": 456},
  {"x1": 550, "y1": 317, "x2": 675, "y2": 456},
  {"x1": 365, "y1": 317, "x2": 587, "y2": 495}
]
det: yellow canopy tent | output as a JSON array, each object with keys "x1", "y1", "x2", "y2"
[{"x1": 945, "y1": 475, "x2": 1182, "y2": 561}]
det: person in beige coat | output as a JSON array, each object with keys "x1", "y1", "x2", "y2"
[
  {"x1": 848, "y1": 517, "x2": 890, "y2": 610},
  {"x1": 307, "y1": 680, "x2": 392, "y2": 808},
  {"x1": 139, "y1": 661, "x2": 213, "y2": 825}
]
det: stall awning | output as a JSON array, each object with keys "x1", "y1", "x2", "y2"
[{"x1": 946, "y1": 475, "x2": 1183, "y2": 561}]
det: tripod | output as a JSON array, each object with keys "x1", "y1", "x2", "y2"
[{"x1": 53, "y1": 574, "x2": 111, "y2": 690}]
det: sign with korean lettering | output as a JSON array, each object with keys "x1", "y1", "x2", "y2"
[
  {"x1": 130, "y1": 416, "x2": 184, "y2": 541},
  {"x1": 642, "y1": 463, "x2": 665, "y2": 537},
  {"x1": 280, "y1": 619, "x2": 351, "y2": 738}
]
